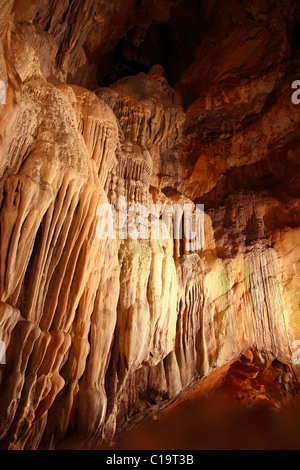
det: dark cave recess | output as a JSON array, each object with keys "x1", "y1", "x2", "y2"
[{"x1": 97, "y1": 0, "x2": 205, "y2": 88}]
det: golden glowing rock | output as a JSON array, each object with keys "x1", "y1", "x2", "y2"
[{"x1": 0, "y1": 0, "x2": 299, "y2": 451}]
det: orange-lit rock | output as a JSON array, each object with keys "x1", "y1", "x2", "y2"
[{"x1": 0, "y1": 0, "x2": 299, "y2": 450}]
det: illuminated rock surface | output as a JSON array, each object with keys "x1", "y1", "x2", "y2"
[{"x1": 0, "y1": 0, "x2": 299, "y2": 449}]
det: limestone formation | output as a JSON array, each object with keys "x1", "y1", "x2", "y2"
[{"x1": 0, "y1": 0, "x2": 299, "y2": 450}]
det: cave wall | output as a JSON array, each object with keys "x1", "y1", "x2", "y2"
[{"x1": 0, "y1": 0, "x2": 299, "y2": 449}]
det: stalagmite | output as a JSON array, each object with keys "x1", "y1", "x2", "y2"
[{"x1": 0, "y1": 0, "x2": 299, "y2": 450}]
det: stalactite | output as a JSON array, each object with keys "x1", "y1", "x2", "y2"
[{"x1": 0, "y1": 1, "x2": 299, "y2": 449}]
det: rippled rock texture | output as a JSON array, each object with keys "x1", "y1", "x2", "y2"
[{"x1": 0, "y1": 0, "x2": 300, "y2": 449}]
